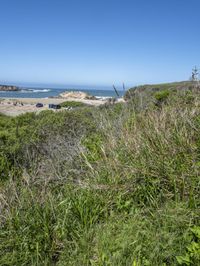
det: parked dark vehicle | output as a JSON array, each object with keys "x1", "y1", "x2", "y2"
[
  {"x1": 48, "y1": 104, "x2": 61, "y2": 109},
  {"x1": 36, "y1": 103, "x2": 44, "y2": 108}
]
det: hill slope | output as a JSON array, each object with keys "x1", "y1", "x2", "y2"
[
  {"x1": 124, "y1": 80, "x2": 196, "y2": 100},
  {"x1": 0, "y1": 86, "x2": 200, "y2": 265}
]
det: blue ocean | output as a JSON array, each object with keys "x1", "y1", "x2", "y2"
[{"x1": 0, "y1": 85, "x2": 124, "y2": 99}]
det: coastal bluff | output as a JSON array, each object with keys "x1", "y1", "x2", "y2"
[{"x1": 0, "y1": 85, "x2": 20, "y2": 91}]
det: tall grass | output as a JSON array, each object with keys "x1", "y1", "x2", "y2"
[{"x1": 0, "y1": 88, "x2": 200, "y2": 265}]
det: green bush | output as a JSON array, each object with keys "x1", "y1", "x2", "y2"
[
  {"x1": 154, "y1": 90, "x2": 170, "y2": 105},
  {"x1": 82, "y1": 133, "x2": 103, "y2": 162},
  {"x1": 60, "y1": 101, "x2": 89, "y2": 108}
]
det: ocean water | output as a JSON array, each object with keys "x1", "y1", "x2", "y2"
[{"x1": 0, "y1": 86, "x2": 124, "y2": 99}]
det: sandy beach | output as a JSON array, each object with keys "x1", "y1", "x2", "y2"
[{"x1": 0, "y1": 97, "x2": 107, "y2": 116}]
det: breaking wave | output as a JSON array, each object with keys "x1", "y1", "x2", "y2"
[{"x1": 21, "y1": 89, "x2": 51, "y2": 93}]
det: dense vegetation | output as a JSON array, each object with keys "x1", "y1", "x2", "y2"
[
  {"x1": 124, "y1": 81, "x2": 195, "y2": 100},
  {"x1": 60, "y1": 100, "x2": 90, "y2": 108},
  {"x1": 0, "y1": 83, "x2": 200, "y2": 265}
]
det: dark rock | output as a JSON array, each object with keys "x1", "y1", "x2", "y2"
[{"x1": 0, "y1": 85, "x2": 20, "y2": 91}]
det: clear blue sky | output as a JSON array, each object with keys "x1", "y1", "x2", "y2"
[{"x1": 0, "y1": 0, "x2": 200, "y2": 87}]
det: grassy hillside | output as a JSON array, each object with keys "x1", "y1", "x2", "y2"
[
  {"x1": 130, "y1": 80, "x2": 193, "y2": 90},
  {"x1": 124, "y1": 80, "x2": 196, "y2": 100},
  {"x1": 0, "y1": 85, "x2": 200, "y2": 265}
]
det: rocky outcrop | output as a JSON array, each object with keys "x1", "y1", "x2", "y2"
[
  {"x1": 0, "y1": 85, "x2": 20, "y2": 91},
  {"x1": 59, "y1": 91, "x2": 96, "y2": 100}
]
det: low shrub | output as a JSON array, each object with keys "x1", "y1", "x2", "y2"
[
  {"x1": 154, "y1": 89, "x2": 170, "y2": 105},
  {"x1": 60, "y1": 101, "x2": 90, "y2": 108}
]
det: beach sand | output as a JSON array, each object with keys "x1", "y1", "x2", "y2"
[{"x1": 0, "y1": 97, "x2": 107, "y2": 116}]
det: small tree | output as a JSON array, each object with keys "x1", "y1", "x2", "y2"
[
  {"x1": 191, "y1": 66, "x2": 199, "y2": 81},
  {"x1": 190, "y1": 66, "x2": 199, "y2": 89}
]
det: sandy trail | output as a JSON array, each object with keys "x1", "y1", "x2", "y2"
[{"x1": 0, "y1": 97, "x2": 107, "y2": 116}]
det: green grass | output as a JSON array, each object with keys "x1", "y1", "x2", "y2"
[{"x1": 0, "y1": 83, "x2": 200, "y2": 265}]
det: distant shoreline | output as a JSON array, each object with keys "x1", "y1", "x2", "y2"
[{"x1": 0, "y1": 87, "x2": 124, "y2": 99}]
